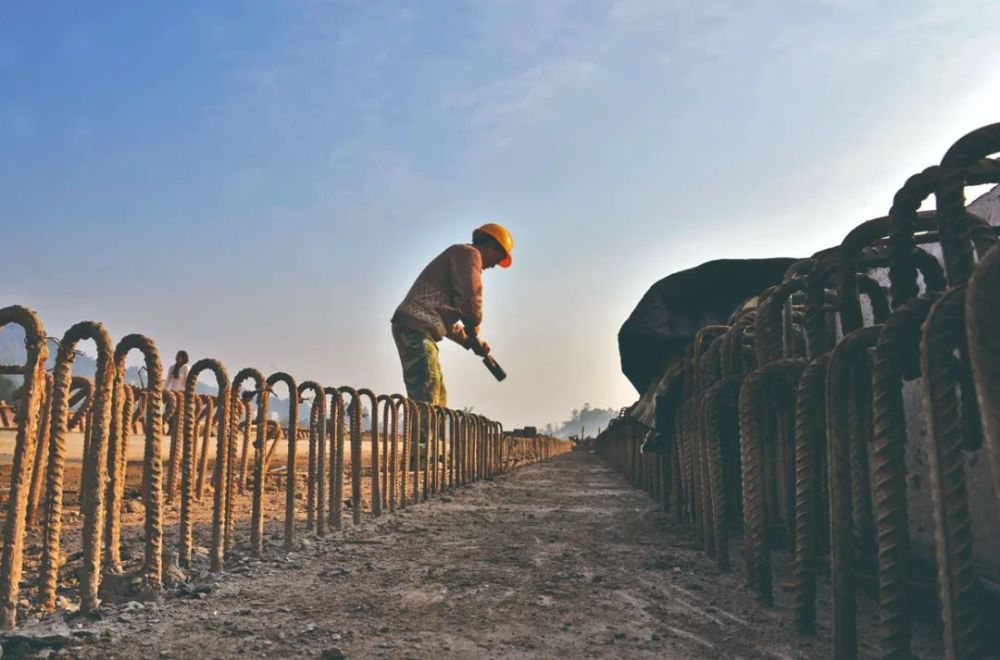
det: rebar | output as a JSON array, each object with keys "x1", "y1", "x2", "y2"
[
  {"x1": 26, "y1": 373, "x2": 54, "y2": 528},
  {"x1": 966, "y1": 243, "x2": 1000, "y2": 519},
  {"x1": 179, "y1": 360, "x2": 229, "y2": 570},
  {"x1": 826, "y1": 326, "x2": 880, "y2": 659},
  {"x1": 39, "y1": 321, "x2": 114, "y2": 615},
  {"x1": 870, "y1": 297, "x2": 932, "y2": 658},
  {"x1": 0, "y1": 305, "x2": 562, "y2": 631},
  {"x1": 337, "y1": 387, "x2": 362, "y2": 524},
  {"x1": 266, "y1": 373, "x2": 298, "y2": 548},
  {"x1": 0, "y1": 306, "x2": 48, "y2": 629},
  {"x1": 299, "y1": 381, "x2": 326, "y2": 532},
  {"x1": 358, "y1": 389, "x2": 380, "y2": 517},
  {"x1": 921, "y1": 286, "x2": 982, "y2": 659},
  {"x1": 792, "y1": 355, "x2": 828, "y2": 635}
]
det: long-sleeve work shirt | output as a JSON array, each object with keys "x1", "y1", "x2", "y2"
[{"x1": 391, "y1": 244, "x2": 484, "y2": 344}]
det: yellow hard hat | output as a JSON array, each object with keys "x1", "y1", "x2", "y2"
[{"x1": 473, "y1": 223, "x2": 514, "y2": 268}]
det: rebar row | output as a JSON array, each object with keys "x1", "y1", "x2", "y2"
[
  {"x1": 596, "y1": 121, "x2": 1000, "y2": 659},
  {"x1": 0, "y1": 307, "x2": 572, "y2": 630}
]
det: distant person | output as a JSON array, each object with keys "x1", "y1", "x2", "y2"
[
  {"x1": 391, "y1": 224, "x2": 513, "y2": 406},
  {"x1": 164, "y1": 350, "x2": 189, "y2": 392}
]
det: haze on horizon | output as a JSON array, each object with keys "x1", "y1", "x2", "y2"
[{"x1": 2, "y1": 1, "x2": 999, "y2": 429}]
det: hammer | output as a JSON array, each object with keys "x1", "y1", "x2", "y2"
[
  {"x1": 482, "y1": 354, "x2": 507, "y2": 381},
  {"x1": 470, "y1": 338, "x2": 507, "y2": 381}
]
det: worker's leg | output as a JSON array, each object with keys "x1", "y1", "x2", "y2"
[{"x1": 392, "y1": 325, "x2": 445, "y2": 463}]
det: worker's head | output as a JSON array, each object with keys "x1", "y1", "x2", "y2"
[
  {"x1": 472, "y1": 223, "x2": 513, "y2": 269},
  {"x1": 171, "y1": 350, "x2": 189, "y2": 380}
]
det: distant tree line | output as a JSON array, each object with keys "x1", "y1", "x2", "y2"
[
  {"x1": 0, "y1": 376, "x2": 19, "y2": 403},
  {"x1": 544, "y1": 403, "x2": 617, "y2": 439}
]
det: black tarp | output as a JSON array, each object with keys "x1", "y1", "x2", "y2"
[{"x1": 618, "y1": 258, "x2": 797, "y2": 394}]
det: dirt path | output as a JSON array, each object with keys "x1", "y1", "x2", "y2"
[{"x1": 42, "y1": 451, "x2": 824, "y2": 659}]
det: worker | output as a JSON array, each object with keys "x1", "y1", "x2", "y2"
[
  {"x1": 163, "y1": 349, "x2": 190, "y2": 444},
  {"x1": 163, "y1": 350, "x2": 189, "y2": 392},
  {"x1": 391, "y1": 223, "x2": 513, "y2": 408}
]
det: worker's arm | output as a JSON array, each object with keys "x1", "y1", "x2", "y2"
[
  {"x1": 449, "y1": 246, "x2": 484, "y2": 335},
  {"x1": 446, "y1": 323, "x2": 490, "y2": 356}
]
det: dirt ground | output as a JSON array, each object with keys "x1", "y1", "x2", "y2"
[{"x1": 0, "y1": 450, "x2": 862, "y2": 659}]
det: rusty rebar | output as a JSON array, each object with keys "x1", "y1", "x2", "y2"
[
  {"x1": 739, "y1": 358, "x2": 806, "y2": 607},
  {"x1": 377, "y1": 395, "x2": 390, "y2": 512},
  {"x1": 26, "y1": 373, "x2": 54, "y2": 528},
  {"x1": 38, "y1": 321, "x2": 114, "y2": 616},
  {"x1": 115, "y1": 336, "x2": 164, "y2": 586},
  {"x1": 398, "y1": 397, "x2": 412, "y2": 508},
  {"x1": 104, "y1": 381, "x2": 133, "y2": 571},
  {"x1": 317, "y1": 387, "x2": 337, "y2": 536},
  {"x1": 179, "y1": 360, "x2": 229, "y2": 570},
  {"x1": 329, "y1": 390, "x2": 346, "y2": 528},
  {"x1": 826, "y1": 326, "x2": 880, "y2": 659},
  {"x1": 266, "y1": 373, "x2": 298, "y2": 548},
  {"x1": 704, "y1": 379, "x2": 736, "y2": 571},
  {"x1": 195, "y1": 397, "x2": 215, "y2": 502},
  {"x1": 966, "y1": 243, "x2": 1000, "y2": 520},
  {"x1": 299, "y1": 381, "x2": 326, "y2": 532},
  {"x1": 870, "y1": 297, "x2": 933, "y2": 658},
  {"x1": 359, "y1": 389, "x2": 380, "y2": 517},
  {"x1": 937, "y1": 123, "x2": 1000, "y2": 285},
  {"x1": 389, "y1": 395, "x2": 405, "y2": 510},
  {"x1": 792, "y1": 355, "x2": 828, "y2": 635},
  {"x1": 921, "y1": 286, "x2": 982, "y2": 659},
  {"x1": 165, "y1": 390, "x2": 184, "y2": 503},
  {"x1": 0, "y1": 306, "x2": 48, "y2": 629},
  {"x1": 335, "y1": 387, "x2": 362, "y2": 524}
]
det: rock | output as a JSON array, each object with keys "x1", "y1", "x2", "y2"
[
  {"x1": 175, "y1": 582, "x2": 214, "y2": 599},
  {"x1": 70, "y1": 629, "x2": 98, "y2": 639},
  {"x1": 123, "y1": 601, "x2": 144, "y2": 611},
  {"x1": 163, "y1": 563, "x2": 187, "y2": 586},
  {"x1": 321, "y1": 648, "x2": 346, "y2": 660},
  {"x1": 0, "y1": 630, "x2": 74, "y2": 655}
]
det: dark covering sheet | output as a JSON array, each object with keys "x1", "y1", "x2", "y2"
[{"x1": 618, "y1": 258, "x2": 796, "y2": 394}]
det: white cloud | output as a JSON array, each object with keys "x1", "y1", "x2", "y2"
[
  {"x1": 608, "y1": 0, "x2": 688, "y2": 24},
  {"x1": 443, "y1": 59, "x2": 600, "y2": 132}
]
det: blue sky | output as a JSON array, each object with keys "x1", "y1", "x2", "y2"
[{"x1": 2, "y1": 1, "x2": 999, "y2": 427}]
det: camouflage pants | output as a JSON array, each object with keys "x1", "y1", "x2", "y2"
[
  {"x1": 392, "y1": 324, "x2": 447, "y2": 406},
  {"x1": 392, "y1": 324, "x2": 447, "y2": 466}
]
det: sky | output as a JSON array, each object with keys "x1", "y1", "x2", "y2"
[{"x1": 2, "y1": 0, "x2": 1000, "y2": 428}]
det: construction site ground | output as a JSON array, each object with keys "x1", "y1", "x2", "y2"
[{"x1": 0, "y1": 450, "x2": 858, "y2": 659}]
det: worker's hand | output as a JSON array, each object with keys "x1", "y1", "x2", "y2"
[{"x1": 469, "y1": 337, "x2": 491, "y2": 357}]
